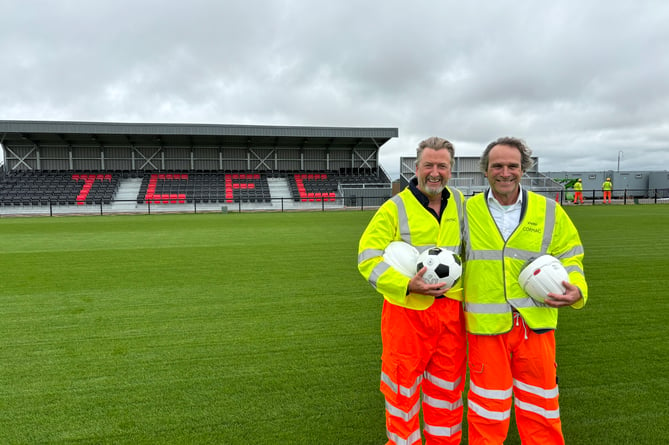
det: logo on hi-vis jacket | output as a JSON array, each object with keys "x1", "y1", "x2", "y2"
[{"x1": 522, "y1": 221, "x2": 542, "y2": 234}]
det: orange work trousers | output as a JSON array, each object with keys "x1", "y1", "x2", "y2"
[
  {"x1": 603, "y1": 191, "x2": 611, "y2": 203},
  {"x1": 380, "y1": 297, "x2": 466, "y2": 445},
  {"x1": 467, "y1": 314, "x2": 564, "y2": 445},
  {"x1": 573, "y1": 191, "x2": 583, "y2": 204}
]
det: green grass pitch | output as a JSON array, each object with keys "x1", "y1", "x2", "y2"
[{"x1": 0, "y1": 205, "x2": 667, "y2": 444}]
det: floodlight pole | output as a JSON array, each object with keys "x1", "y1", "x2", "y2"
[{"x1": 617, "y1": 151, "x2": 623, "y2": 172}]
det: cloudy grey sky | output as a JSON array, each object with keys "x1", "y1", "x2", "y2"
[{"x1": 1, "y1": 0, "x2": 668, "y2": 179}]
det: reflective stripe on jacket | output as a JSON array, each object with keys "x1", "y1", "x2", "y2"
[
  {"x1": 463, "y1": 189, "x2": 588, "y2": 334},
  {"x1": 358, "y1": 185, "x2": 464, "y2": 310}
]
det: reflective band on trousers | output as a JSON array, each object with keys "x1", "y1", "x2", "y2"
[
  {"x1": 381, "y1": 371, "x2": 422, "y2": 398},
  {"x1": 422, "y1": 394, "x2": 463, "y2": 411},
  {"x1": 467, "y1": 399, "x2": 511, "y2": 421},
  {"x1": 424, "y1": 370, "x2": 461, "y2": 392},
  {"x1": 424, "y1": 422, "x2": 463, "y2": 438},
  {"x1": 469, "y1": 379, "x2": 561, "y2": 421},
  {"x1": 385, "y1": 400, "x2": 421, "y2": 422},
  {"x1": 514, "y1": 378, "x2": 559, "y2": 399},
  {"x1": 514, "y1": 397, "x2": 561, "y2": 420},
  {"x1": 387, "y1": 428, "x2": 422, "y2": 445},
  {"x1": 469, "y1": 380, "x2": 513, "y2": 400}
]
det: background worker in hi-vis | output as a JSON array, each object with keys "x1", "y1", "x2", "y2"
[
  {"x1": 573, "y1": 178, "x2": 584, "y2": 204},
  {"x1": 602, "y1": 177, "x2": 613, "y2": 203}
]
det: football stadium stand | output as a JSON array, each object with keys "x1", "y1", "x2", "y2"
[
  {"x1": 0, "y1": 119, "x2": 397, "y2": 214},
  {"x1": 1, "y1": 120, "x2": 665, "y2": 215},
  {"x1": 0, "y1": 169, "x2": 387, "y2": 209}
]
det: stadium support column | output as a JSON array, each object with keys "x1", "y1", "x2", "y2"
[{"x1": 0, "y1": 132, "x2": 5, "y2": 174}]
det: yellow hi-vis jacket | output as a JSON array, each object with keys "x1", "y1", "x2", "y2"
[
  {"x1": 463, "y1": 189, "x2": 588, "y2": 334},
  {"x1": 358, "y1": 184, "x2": 464, "y2": 310}
]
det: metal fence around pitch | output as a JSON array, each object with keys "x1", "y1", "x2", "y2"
[
  {"x1": 552, "y1": 188, "x2": 669, "y2": 206},
  {"x1": 0, "y1": 196, "x2": 388, "y2": 217},
  {"x1": 0, "y1": 188, "x2": 667, "y2": 217}
]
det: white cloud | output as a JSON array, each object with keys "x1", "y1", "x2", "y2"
[{"x1": 1, "y1": 0, "x2": 668, "y2": 178}]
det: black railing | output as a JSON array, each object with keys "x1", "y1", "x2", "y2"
[
  {"x1": 0, "y1": 196, "x2": 392, "y2": 217},
  {"x1": 0, "y1": 189, "x2": 667, "y2": 217},
  {"x1": 554, "y1": 188, "x2": 668, "y2": 206}
]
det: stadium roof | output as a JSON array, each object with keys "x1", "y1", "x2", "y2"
[{"x1": 0, "y1": 120, "x2": 398, "y2": 150}]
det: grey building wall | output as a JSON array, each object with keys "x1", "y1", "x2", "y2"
[{"x1": 542, "y1": 170, "x2": 669, "y2": 198}]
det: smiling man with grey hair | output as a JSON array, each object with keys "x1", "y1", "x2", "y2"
[{"x1": 358, "y1": 136, "x2": 467, "y2": 444}]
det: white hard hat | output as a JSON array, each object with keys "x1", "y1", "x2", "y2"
[
  {"x1": 383, "y1": 241, "x2": 419, "y2": 278},
  {"x1": 518, "y1": 255, "x2": 570, "y2": 303}
]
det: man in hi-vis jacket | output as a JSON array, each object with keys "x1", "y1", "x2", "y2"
[
  {"x1": 463, "y1": 137, "x2": 588, "y2": 445},
  {"x1": 358, "y1": 137, "x2": 466, "y2": 445}
]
